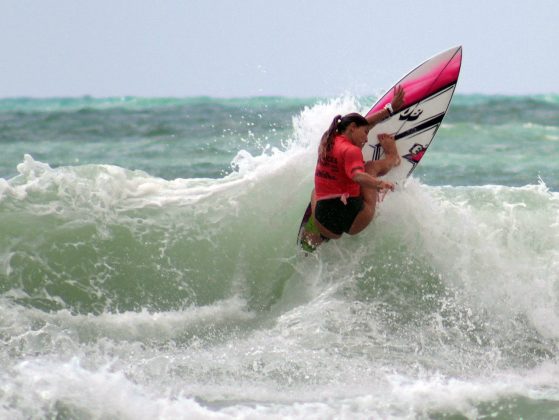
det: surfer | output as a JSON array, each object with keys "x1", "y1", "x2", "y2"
[{"x1": 306, "y1": 86, "x2": 405, "y2": 246}]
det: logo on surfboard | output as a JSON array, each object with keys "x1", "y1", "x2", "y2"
[
  {"x1": 403, "y1": 143, "x2": 427, "y2": 166},
  {"x1": 399, "y1": 107, "x2": 423, "y2": 121}
]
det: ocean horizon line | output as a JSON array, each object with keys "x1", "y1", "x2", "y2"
[{"x1": 0, "y1": 91, "x2": 557, "y2": 101}]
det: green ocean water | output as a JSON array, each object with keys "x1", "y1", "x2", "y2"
[
  {"x1": 1, "y1": 95, "x2": 557, "y2": 187},
  {"x1": 0, "y1": 94, "x2": 558, "y2": 419}
]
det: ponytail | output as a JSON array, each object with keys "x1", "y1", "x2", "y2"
[
  {"x1": 318, "y1": 114, "x2": 342, "y2": 160},
  {"x1": 318, "y1": 112, "x2": 369, "y2": 160}
]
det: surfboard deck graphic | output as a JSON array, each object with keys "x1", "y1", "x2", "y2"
[
  {"x1": 297, "y1": 46, "x2": 462, "y2": 252},
  {"x1": 363, "y1": 46, "x2": 462, "y2": 181}
]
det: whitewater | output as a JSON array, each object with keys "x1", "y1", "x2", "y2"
[{"x1": 0, "y1": 94, "x2": 558, "y2": 419}]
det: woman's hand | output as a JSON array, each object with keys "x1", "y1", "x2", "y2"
[
  {"x1": 391, "y1": 85, "x2": 405, "y2": 112},
  {"x1": 353, "y1": 172, "x2": 395, "y2": 192},
  {"x1": 377, "y1": 180, "x2": 395, "y2": 192}
]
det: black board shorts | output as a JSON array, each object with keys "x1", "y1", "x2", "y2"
[{"x1": 315, "y1": 196, "x2": 364, "y2": 236}]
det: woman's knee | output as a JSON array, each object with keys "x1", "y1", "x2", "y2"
[{"x1": 365, "y1": 161, "x2": 379, "y2": 176}]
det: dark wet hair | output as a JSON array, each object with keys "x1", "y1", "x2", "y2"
[{"x1": 319, "y1": 113, "x2": 369, "y2": 159}]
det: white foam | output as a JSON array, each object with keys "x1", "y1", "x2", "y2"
[
  {"x1": 2, "y1": 97, "x2": 559, "y2": 419},
  {"x1": 4, "y1": 357, "x2": 229, "y2": 420}
]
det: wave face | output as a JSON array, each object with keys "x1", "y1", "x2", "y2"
[{"x1": 1, "y1": 94, "x2": 559, "y2": 418}]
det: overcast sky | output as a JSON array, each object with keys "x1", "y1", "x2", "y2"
[{"x1": 1, "y1": 0, "x2": 557, "y2": 98}]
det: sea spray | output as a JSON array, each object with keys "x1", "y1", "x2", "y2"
[{"x1": 0, "y1": 94, "x2": 558, "y2": 418}]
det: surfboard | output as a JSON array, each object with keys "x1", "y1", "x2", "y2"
[{"x1": 297, "y1": 46, "x2": 463, "y2": 252}]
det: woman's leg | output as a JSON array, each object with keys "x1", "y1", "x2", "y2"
[
  {"x1": 347, "y1": 176, "x2": 377, "y2": 235},
  {"x1": 368, "y1": 133, "x2": 401, "y2": 178},
  {"x1": 348, "y1": 134, "x2": 400, "y2": 235}
]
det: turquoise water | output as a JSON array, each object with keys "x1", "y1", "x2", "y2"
[
  {"x1": 1, "y1": 94, "x2": 558, "y2": 419},
  {"x1": 1, "y1": 95, "x2": 557, "y2": 187}
]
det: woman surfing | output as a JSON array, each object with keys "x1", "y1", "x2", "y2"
[{"x1": 301, "y1": 86, "x2": 405, "y2": 250}]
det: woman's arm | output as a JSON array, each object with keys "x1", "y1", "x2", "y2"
[
  {"x1": 353, "y1": 172, "x2": 394, "y2": 191},
  {"x1": 366, "y1": 85, "x2": 406, "y2": 127}
]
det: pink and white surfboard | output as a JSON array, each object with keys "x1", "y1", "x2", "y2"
[{"x1": 363, "y1": 46, "x2": 463, "y2": 182}]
